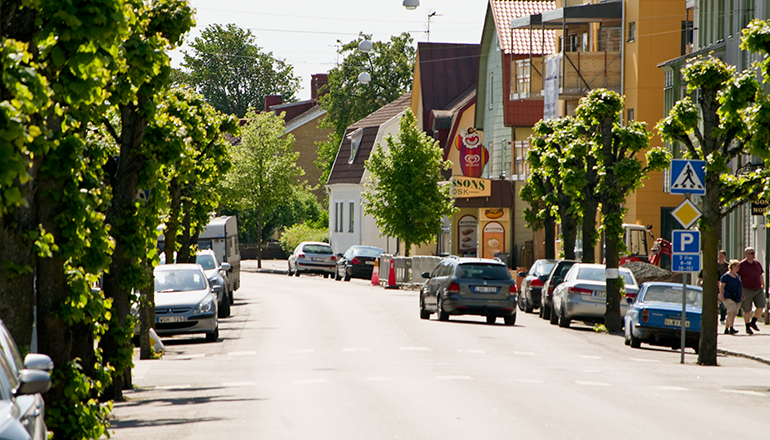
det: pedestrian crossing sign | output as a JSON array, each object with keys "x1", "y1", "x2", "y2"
[{"x1": 669, "y1": 159, "x2": 706, "y2": 195}]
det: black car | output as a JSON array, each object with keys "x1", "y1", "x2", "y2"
[
  {"x1": 335, "y1": 245, "x2": 384, "y2": 281},
  {"x1": 540, "y1": 260, "x2": 578, "y2": 321},
  {"x1": 419, "y1": 257, "x2": 517, "y2": 325},
  {"x1": 517, "y1": 259, "x2": 557, "y2": 313}
]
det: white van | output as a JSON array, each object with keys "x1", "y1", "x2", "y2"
[{"x1": 198, "y1": 216, "x2": 241, "y2": 293}]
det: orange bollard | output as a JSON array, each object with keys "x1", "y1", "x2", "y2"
[
  {"x1": 385, "y1": 258, "x2": 398, "y2": 289},
  {"x1": 371, "y1": 258, "x2": 380, "y2": 285}
]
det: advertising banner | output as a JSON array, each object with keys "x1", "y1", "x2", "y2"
[
  {"x1": 482, "y1": 222, "x2": 505, "y2": 259},
  {"x1": 455, "y1": 128, "x2": 489, "y2": 178},
  {"x1": 450, "y1": 176, "x2": 491, "y2": 198},
  {"x1": 457, "y1": 215, "x2": 478, "y2": 256}
]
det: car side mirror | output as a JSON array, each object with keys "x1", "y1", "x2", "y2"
[
  {"x1": 422, "y1": 272, "x2": 431, "y2": 279},
  {"x1": 24, "y1": 354, "x2": 53, "y2": 372},
  {"x1": 626, "y1": 297, "x2": 633, "y2": 304},
  {"x1": 212, "y1": 284, "x2": 224, "y2": 294},
  {"x1": 221, "y1": 262, "x2": 232, "y2": 272},
  {"x1": 14, "y1": 369, "x2": 51, "y2": 396},
  {"x1": 337, "y1": 253, "x2": 343, "y2": 258},
  {"x1": 517, "y1": 271, "x2": 526, "y2": 277}
]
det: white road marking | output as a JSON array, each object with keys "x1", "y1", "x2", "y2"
[
  {"x1": 575, "y1": 381, "x2": 611, "y2": 387},
  {"x1": 222, "y1": 381, "x2": 257, "y2": 387},
  {"x1": 580, "y1": 355, "x2": 602, "y2": 359},
  {"x1": 653, "y1": 386, "x2": 688, "y2": 391},
  {"x1": 720, "y1": 389, "x2": 766, "y2": 397},
  {"x1": 630, "y1": 358, "x2": 661, "y2": 363},
  {"x1": 401, "y1": 347, "x2": 431, "y2": 351},
  {"x1": 437, "y1": 375, "x2": 473, "y2": 380},
  {"x1": 514, "y1": 351, "x2": 535, "y2": 356},
  {"x1": 155, "y1": 384, "x2": 192, "y2": 390},
  {"x1": 458, "y1": 349, "x2": 486, "y2": 354},
  {"x1": 343, "y1": 348, "x2": 372, "y2": 352},
  {"x1": 364, "y1": 377, "x2": 394, "y2": 381},
  {"x1": 228, "y1": 351, "x2": 257, "y2": 356},
  {"x1": 294, "y1": 379, "x2": 328, "y2": 384},
  {"x1": 169, "y1": 354, "x2": 206, "y2": 360}
]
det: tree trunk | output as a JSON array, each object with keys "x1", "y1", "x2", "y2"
[
  {"x1": 177, "y1": 209, "x2": 193, "y2": 263},
  {"x1": 139, "y1": 261, "x2": 154, "y2": 360},
  {"x1": 558, "y1": 192, "x2": 578, "y2": 260},
  {"x1": 0, "y1": 207, "x2": 36, "y2": 353},
  {"x1": 603, "y1": 226, "x2": 623, "y2": 332},
  {"x1": 257, "y1": 204, "x2": 263, "y2": 269},
  {"x1": 544, "y1": 213, "x2": 556, "y2": 260},
  {"x1": 163, "y1": 179, "x2": 182, "y2": 264},
  {"x1": 581, "y1": 198, "x2": 600, "y2": 263}
]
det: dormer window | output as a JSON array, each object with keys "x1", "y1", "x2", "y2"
[{"x1": 347, "y1": 129, "x2": 363, "y2": 164}]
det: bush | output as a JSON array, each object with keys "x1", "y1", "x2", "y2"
[{"x1": 279, "y1": 223, "x2": 328, "y2": 253}]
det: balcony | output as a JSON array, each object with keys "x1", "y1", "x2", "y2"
[{"x1": 550, "y1": 50, "x2": 621, "y2": 98}]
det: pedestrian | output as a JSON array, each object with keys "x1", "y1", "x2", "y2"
[
  {"x1": 697, "y1": 249, "x2": 729, "y2": 323},
  {"x1": 737, "y1": 247, "x2": 766, "y2": 335},
  {"x1": 719, "y1": 259, "x2": 743, "y2": 335}
]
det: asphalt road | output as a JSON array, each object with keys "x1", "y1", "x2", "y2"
[{"x1": 109, "y1": 272, "x2": 770, "y2": 439}]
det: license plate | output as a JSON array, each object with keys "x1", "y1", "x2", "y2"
[
  {"x1": 158, "y1": 316, "x2": 185, "y2": 323},
  {"x1": 664, "y1": 318, "x2": 690, "y2": 327},
  {"x1": 592, "y1": 291, "x2": 605, "y2": 297},
  {"x1": 474, "y1": 286, "x2": 497, "y2": 293},
  {"x1": 365, "y1": 261, "x2": 374, "y2": 265},
  {"x1": 312, "y1": 257, "x2": 325, "y2": 262}
]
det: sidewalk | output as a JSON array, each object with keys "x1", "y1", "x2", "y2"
[{"x1": 239, "y1": 259, "x2": 770, "y2": 366}]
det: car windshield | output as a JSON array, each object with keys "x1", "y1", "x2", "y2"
[
  {"x1": 303, "y1": 244, "x2": 332, "y2": 254},
  {"x1": 196, "y1": 254, "x2": 217, "y2": 270},
  {"x1": 576, "y1": 267, "x2": 635, "y2": 285},
  {"x1": 155, "y1": 269, "x2": 207, "y2": 292},
  {"x1": 534, "y1": 261, "x2": 556, "y2": 276},
  {"x1": 553, "y1": 262, "x2": 575, "y2": 278},
  {"x1": 456, "y1": 263, "x2": 511, "y2": 280},
  {"x1": 354, "y1": 247, "x2": 384, "y2": 257},
  {"x1": 642, "y1": 286, "x2": 702, "y2": 307}
]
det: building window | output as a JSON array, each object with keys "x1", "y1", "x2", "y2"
[
  {"x1": 627, "y1": 108, "x2": 635, "y2": 123},
  {"x1": 717, "y1": 0, "x2": 725, "y2": 41},
  {"x1": 488, "y1": 72, "x2": 494, "y2": 110},
  {"x1": 514, "y1": 59, "x2": 531, "y2": 95},
  {"x1": 513, "y1": 140, "x2": 530, "y2": 179},
  {"x1": 627, "y1": 22, "x2": 636, "y2": 42},
  {"x1": 348, "y1": 202, "x2": 354, "y2": 232},
  {"x1": 347, "y1": 129, "x2": 363, "y2": 164},
  {"x1": 599, "y1": 26, "x2": 622, "y2": 52}
]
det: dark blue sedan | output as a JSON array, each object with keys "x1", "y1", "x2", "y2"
[{"x1": 624, "y1": 282, "x2": 703, "y2": 353}]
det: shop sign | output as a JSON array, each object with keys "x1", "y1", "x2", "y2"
[
  {"x1": 482, "y1": 222, "x2": 505, "y2": 259},
  {"x1": 454, "y1": 128, "x2": 489, "y2": 178},
  {"x1": 480, "y1": 207, "x2": 509, "y2": 221},
  {"x1": 450, "y1": 176, "x2": 491, "y2": 198},
  {"x1": 457, "y1": 215, "x2": 478, "y2": 256}
]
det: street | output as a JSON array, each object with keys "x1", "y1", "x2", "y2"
[{"x1": 110, "y1": 271, "x2": 770, "y2": 439}]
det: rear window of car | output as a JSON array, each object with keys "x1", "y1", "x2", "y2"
[
  {"x1": 303, "y1": 244, "x2": 332, "y2": 254},
  {"x1": 155, "y1": 269, "x2": 207, "y2": 292},
  {"x1": 575, "y1": 267, "x2": 635, "y2": 285},
  {"x1": 642, "y1": 286, "x2": 702, "y2": 307},
  {"x1": 533, "y1": 261, "x2": 556, "y2": 276},
  {"x1": 456, "y1": 263, "x2": 511, "y2": 280},
  {"x1": 196, "y1": 254, "x2": 217, "y2": 270},
  {"x1": 355, "y1": 247, "x2": 384, "y2": 257}
]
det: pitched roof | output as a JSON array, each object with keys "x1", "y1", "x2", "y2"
[
  {"x1": 490, "y1": 0, "x2": 556, "y2": 55},
  {"x1": 327, "y1": 92, "x2": 412, "y2": 186},
  {"x1": 284, "y1": 105, "x2": 326, "y2": 134}
]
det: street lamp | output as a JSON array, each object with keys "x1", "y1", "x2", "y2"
[
  {"x1": 357, "y1": 71, "x2": 371, "y2": 84},
  {"x1": 403, "y1": 0, "x2": 419, "y2": 10},
  {"x1": 358, "y1": 40, "x2": 373, "y2": 53}
]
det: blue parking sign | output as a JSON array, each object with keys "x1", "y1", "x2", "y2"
[
  {"x1": 672, "y1": 230, "x2": 700, "y2": 254},
  {"x1": 672, "y1": 254, "x2": 701, "y2": 273}
]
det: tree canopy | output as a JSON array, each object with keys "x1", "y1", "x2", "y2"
[
  {"x1": 362, "y1": 109, "x2": 455, "y2": 256},
  {"x1": 181, "y1": 23, "x2": 301, "y2": 117}
]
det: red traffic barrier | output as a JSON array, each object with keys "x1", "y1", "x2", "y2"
[
  {"x1": 385, "y1": 258, "x2": 398, "y2": 289},
  {"x1": 371, "y1": 258, "x2": 380, "y2": 285}
]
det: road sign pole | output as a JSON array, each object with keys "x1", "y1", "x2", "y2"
[{"x1": 681, "y1": 272, "x2": 687, "y2": 364}]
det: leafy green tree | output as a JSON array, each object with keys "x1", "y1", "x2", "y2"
[
  {"x1": 657, "y1": 43, "x2": 769, "y2": 364},
  {"x1": 181, "y1": 23, "x2": 300, "y2": 117},
  {"x1": 317, "y1": 32, "x2": 415, "y2": 188},
  {"x1": 362, "y1": 109, "x2": 454, "y2": 256},
  {"x1": 220, "y1": 111, "x2": 306, "y2": 267},
  {"x1": 578, "y1": 89, "x2": 670, "y2": 332}
]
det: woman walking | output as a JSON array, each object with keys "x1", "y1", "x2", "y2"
[{"x1": 719, "y1": 260, "x2": 744, "y2": 334}]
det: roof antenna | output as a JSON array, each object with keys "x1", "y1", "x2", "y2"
[{"x1": 426, "y1": 10, "x2": 442, "y2": 42}]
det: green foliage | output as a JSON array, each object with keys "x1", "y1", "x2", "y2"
[
  {"x1": 317, "y1": 32, "x2": 415, "y2": 188},
  {"x1": 362, "y1": 108, "x2": 454, "y2": 256},
  {"x1": 279, "y1": 223, "x2": 329, "y2": 253},
  {"x1": 181, "y1": 24, "x2": 300, "y2": 117}
]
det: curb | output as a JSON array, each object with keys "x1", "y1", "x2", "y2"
[
  {"x1": 717, "y1": 349, "x2": 770, "y2": 367},
  {"x1": 242, "y1": 268, "x2": 288, "y2": 275}
]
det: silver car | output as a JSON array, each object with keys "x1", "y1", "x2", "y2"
[
  {"x1": 154, "y1": 264, "x2": 219, "y2": 342},
  {"x1": 160, "y1": 251, "x2": 232, "y2": 318},
  {"x1": 551, "y1": 263, "x2": 639, "y2": 328},
  {"x1": 0, "y1": 320, "x2": 53, "y2": 440},
  {"x1": 288, "y1": 241, "x2": 337, "y2": 278}
]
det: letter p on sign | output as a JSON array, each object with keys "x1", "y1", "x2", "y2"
[{"x1": 672, "y1": 230, "x2": 700, "y2": 254}]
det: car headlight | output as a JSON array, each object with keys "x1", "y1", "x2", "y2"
[{"x1": 194, "y1": 295, "x2": 214, "y2": 314}]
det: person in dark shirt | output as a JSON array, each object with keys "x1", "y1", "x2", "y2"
[
  {"x1": 719, "y1": 260, "x2": 743, "y2": 335},
  {"x1": 737, "y1": 247, "x2": 766, "y2": 335}
]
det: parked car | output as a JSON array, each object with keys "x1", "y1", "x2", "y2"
[
  {"x1": 154, "y1": 264, "x2": 219, "y2": 342},
  {"x1": 288, "y1": 242, "x2": 337, "y2": 278},
  {"x1": 0, "y1": 320, "x2": 53, "y2": 440},
  {"x1": 161, "y1": 250, "x2": 233, "y2": 318},
  {"x1": 624, "y1": 282, "x2": 703, "y2": 353},
  {"x1": 551, "y1": 263, "x2": 639, "y2": 328},
  {"x1": 541, "y1": 260, "x2": 579, "y2": 321},
  {"x1": 335, "y1": 245, "x2": 384, "y2": 281},
  {"x1": 518, "y1": 259, "x2": 557, "y2": 313},
  {"x1": 419, "y1": 257, "x2": 517, "y2": 325}
]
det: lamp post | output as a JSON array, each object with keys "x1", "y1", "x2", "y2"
[{"x1": 403, "y1": 0, "x2": 419, "y2": 10}]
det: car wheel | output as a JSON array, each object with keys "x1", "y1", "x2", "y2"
[
  {"x1": 218, "y1": 292, "x2": 231, "y2": 318},
  {"x1": 517, "y1": 292, "x2": 527, "y2": 311},
  {"x1": 557, "y1": 306, "x2": 570, "y2": 328},
  {"x1": 335, "y1": 268, "x2": 342, "y2": 281},
  {"x1": 323, "y1": 273, "x2": 329, "y2": 279},
  {"x1": 542, "y1": 303, "x2": 551, "y2": 320},
  {"x1": 288, "y1": 264, "x2": 293, "y2": 276},
  {"x1": 295, "y1": 268, "x2": 300, "y2": 277},
  {"x1": 524, "y1": 301, "x2": 534, "y2": 314},
  {"x1": 437, "y1": 296, "x2": 449, "y2": 321},
  {"x1": 486, "y1": 316, "x2": 496, "y2": 324},
  {"x1": 629, "y1": 331, "x2": 641, "y2": 349},
  {"x1": 549, "y1": 303, "x2": 559, "y2": 325},
  {"x1": 420, "y1": 298, "x2": 430, "y2": 320},
  {"x1": 344, "y1": 269, "x2": 351, "y2": 282},
  {"x1": 205, "y1": 327, "x2": 219, "y2": 343},
  {"x1": 504, "y1": 314, "x2": 516, "y2": 326}
]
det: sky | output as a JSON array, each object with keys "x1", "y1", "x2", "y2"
[{"x1": 173, "y1": 0, "x2": 489, "y2": 100}]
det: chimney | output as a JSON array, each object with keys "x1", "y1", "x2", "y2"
[
  {"x1": 264, "y1": 95, "x2": 283, "y2": 112},
  {"x1": 311, "y1": 74, "x2": 329, "y2": 101}
]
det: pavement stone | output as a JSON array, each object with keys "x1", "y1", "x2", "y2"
[{"x1": 238, "y1": 259, "x2": 770, "y2": 366}]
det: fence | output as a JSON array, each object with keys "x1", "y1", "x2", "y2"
[{"x1": 377, "y1": 254, "x2": 442, "y2": 289}]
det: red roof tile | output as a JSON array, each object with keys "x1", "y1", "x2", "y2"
[{"x1": 491, "y1": 0, "x2": 556, "y2": 55}]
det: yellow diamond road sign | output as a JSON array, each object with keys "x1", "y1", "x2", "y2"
[{"x1": 672, "y1": 198, "x2": 702, "y2": 229}]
